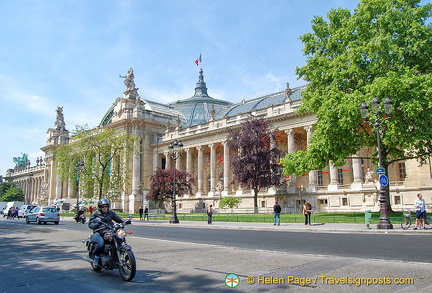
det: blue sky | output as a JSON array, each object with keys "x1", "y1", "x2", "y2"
[{"x1": 0, "y1": 0, "x2": 379, "y2": 175}]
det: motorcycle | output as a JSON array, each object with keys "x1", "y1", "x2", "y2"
[
  {"x1": 82, "y1": 216, "x2": 136, "y2": 281},
  {"x1": 74, "y1": 213, "x2": 87, "y2": 224}
]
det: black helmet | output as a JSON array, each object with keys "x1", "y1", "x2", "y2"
[{"x1": 98, "y1": 198, "x2": 110, "y2": 211}]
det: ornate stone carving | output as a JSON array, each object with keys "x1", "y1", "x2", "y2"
[
  {"x1": 54, "y1": 106, "x2": 66, "y2": 130},
  {"x1": 120, "y1": 68, "x2": 140, "y2": 99}
]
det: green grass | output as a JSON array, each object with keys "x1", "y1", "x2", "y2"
[{"x1": 62, "y1": 211, "x2": 406, "y2": 224}]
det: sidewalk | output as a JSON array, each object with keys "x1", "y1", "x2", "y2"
[
  {"x1": 59, "y1": 215, "x2": 432, "y2": 233},
  {"x1": 124, "y1": 218, "x2": 432, "y2": 234}
]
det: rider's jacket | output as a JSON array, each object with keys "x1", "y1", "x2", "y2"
[{"x1": 88, "y1": 210, "x2": 124, "y2": 233}]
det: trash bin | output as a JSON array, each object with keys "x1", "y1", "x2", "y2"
[{"x1": 364, "y1": 210, "x2": 372, "y2": 229}]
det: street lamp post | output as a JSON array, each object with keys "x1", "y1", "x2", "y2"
[
  {"x1": 75, "y1": 161, "x2": 84, "y2": 212},
  {"x1": 168, "y1": 139, "x2": 183, "y2": 224},
  {"x1": 360, "y1": 97, "x2": 394, "y2": 229}
]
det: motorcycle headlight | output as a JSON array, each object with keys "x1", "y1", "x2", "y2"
[{"x1": 116, "y1": 229, "x2": 126, "y2": 239}]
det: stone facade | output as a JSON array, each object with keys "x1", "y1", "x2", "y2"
[{"x1": 5, "y1": 69, "x2": 432, "y2": 214}]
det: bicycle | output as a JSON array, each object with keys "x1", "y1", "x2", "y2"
[{"x1": 401, "y1": 209, "x2": 432, "y2": 230}]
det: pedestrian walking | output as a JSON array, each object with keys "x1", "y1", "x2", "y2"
[
  {"x1": 302, "y1": 202, "x2": 312, "y2": 226},
  {"x1": 144, "y1": 206, "x2": 149, "y2": 221},
  {"x1": 414, "y1": 193, "x2": 426, "y2": 230},
  {"x1": 207, "y1": 205, "x2": 213, "y2": 224},
  {"x1": 138, "y1": 206, "x2": 143, "y2": 221},
  {"x1": 273, "y1": 201, "x2": 281, "y2": 226}
]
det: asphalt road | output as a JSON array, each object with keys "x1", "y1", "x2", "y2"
[
  {"x1": 60, "y1": 219, "x2": 432, "y2": 264},
  {"x1": 2, "y1": 218, "x2": 432, "y2": 293}
]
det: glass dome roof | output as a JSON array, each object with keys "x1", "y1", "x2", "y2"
[
  {"x1": 99, "y1": 68, "x2": 304, "y2": 128},
  {"x1": 168, "y1": 69, "x2": 232, "y2": 127}
]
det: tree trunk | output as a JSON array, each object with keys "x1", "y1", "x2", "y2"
[{"x1": 253, "y1": 187, "x2": 258, "y2": 213}]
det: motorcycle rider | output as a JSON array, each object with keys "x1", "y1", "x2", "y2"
[
  {"x1": 88, "y1": 198, "x2": 130, "y2": 266},
  {"x1": 74, "y1": 207, "x2": 86, "y2": 222}
]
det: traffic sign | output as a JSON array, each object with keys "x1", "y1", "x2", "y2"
[
  {"x1": 379, "y1": 175, "x2": 389, "y2": 187},
  {"x1": 376, "y1": 166, "x2": 385, "y2": 175}
]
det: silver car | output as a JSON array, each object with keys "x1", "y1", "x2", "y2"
[{"x1": 26, "y1": 206, "x2": 60, "y2": 225}]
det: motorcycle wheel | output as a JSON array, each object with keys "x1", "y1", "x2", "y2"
[
  {"x1": 91, "y1": 262, "x2": 101, "y2": 271},
  {"x1": 118, "y1": 249, "x2": 136, "y2": 281}
]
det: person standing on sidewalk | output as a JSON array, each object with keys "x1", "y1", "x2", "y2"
[
  {"x1": 302, "y1": 202, "x2": 312, "y2": 226},
  {"x1": 144, "y1": 206, "x2": 149, "y2": 221},
  {"x1": 207, "y1": 205, "x2": 213, "y2": 224},
  {"x1": 414, "y1": 193, "x2": 426, "y2": 230},
  {"x1": 273, "y1": 201, "x2": 281, "y2": 226},
  {"x1": 138, "y1": 206, "x2": 143, "y2": 221}
]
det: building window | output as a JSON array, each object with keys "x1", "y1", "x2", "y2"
[
  {"x1": 261, "y1": 201, "x2": 266, "y2": 208},
  {"x1": 342, "y1": 197, "x2": 348, "y2": 206},
  {"x1": 337, "y1": 169, "x2": 344, "y2": 185},
  {"x1": 178, "y1": 203, "x2": 182, "y2": 209},
  {"x1": 319, "y1": 199, "x2": 328, "y2": 205},
  {"x1": 394, "y1": 196, "x2": 401, "y2": 205},
  {"x1": 317, "y1": 171, "x2": 323, "y2": 186},
  {"x1": 398, "y1": 163, "x2": 406, "y2": 181}
]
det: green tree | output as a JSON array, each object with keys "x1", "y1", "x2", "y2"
[
  {"x1": 54, "y1": 126, "x2": 139, "y2": 201},
  {"x1": 0, "y1": 184, "x2": 24, "y2": 202},
  {"x1": 219, "y1": 196, "x2": 242, "y2": 211},
  {"x1": 227, "y1": 116, "x2": 285, "y2": 213},
  {"x1": 281, "y1": 0, "x2": 432, "y2": 211},
  {"x1": 146, "y1": 168, "x2": 194, "y2": 204},
  {"x1": 0, "y1": 182, "x2": 15, "y2": 198}
]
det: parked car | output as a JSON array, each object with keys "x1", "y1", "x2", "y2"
[
  {"x1": 26, "y1": 206, "x2": 60, "y2": 225},
  {"x1": 18, "y1": 205, "x2": 37, "y2": 218}
]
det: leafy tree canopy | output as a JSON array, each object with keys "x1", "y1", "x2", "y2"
[
  {"x1": 0, "y1": 183, "x2": 24, "y2": 202},
  {"x1": 227, "y1": 116, "x2": 285, "y2": 211},
  {"x1": 54, "y1": 125, "x2": 139, "y2": 200},
  {"x1": 282, "y1": 0, "x2": 432, "y2": 176},
  {"x1": 219, "y1": 196, "x2": 242, "y2": 209},
  {"x1": 146, "y1": 168, "x2": 194, "y2": 203}
]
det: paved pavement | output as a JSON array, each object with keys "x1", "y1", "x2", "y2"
[{"x1": 62, "y1": 216, "x2": 432, "y2": 234}]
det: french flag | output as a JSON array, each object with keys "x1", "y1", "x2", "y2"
[{"x1": 195, "y1": 54, "x2": 202, "y2": 66}]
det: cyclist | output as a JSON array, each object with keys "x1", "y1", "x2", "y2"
[{"x1": 414, "y1": 193, "x2": 426, "y2": 230}]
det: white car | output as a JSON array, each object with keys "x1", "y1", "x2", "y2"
[{"x1": 18, "y1": 205, "x2": 37, "y2": 218}]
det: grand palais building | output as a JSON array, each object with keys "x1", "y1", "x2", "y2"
[{"x1": 5, "y1": 68, "x2": 431, "y2": 214}]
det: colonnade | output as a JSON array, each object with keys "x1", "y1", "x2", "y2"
[
  {"x1": 14, "y1": 173, "x2": 44, "y2": 204},
  {"x1": 151, "y1": 124, "x2": 368, "y2": 198}
]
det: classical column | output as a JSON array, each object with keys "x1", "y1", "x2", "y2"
[
  {"x1": 67, "y1": 178, "x2": 74, "y2": 198},
  {"x1": 351, "y1": 153, "x2": 363, "y2": 190},
  {"x1": 208, "y1": 143, "x2": 216, "y2": 196},
  {"x1": 305, "y1": 125, "x2": 317, "y2": 192},
  {"x1": 175, "y1": 149, "x2": 182, "y2": 170},
  {"x1": 286, "y1": 128, "x2": 296, "y2": 192},
  {"x1": 153, "y1": 149, "x2": 159, "y2": 171},
  {"x1": 55, "y1": 166, "x2": 62, "y2": 199},
  {"x1": 328, "y1": 161, "x2": 339, "y2": 191},
  {"x1": 222, "y1": 141, "x2": 230, "y2": 197},
  {"x1": 185, "y1": 148, "x2": 192, "y2": 174},
  {"x1": 196, "y1": 146, "x2": 203, "y2": 197},
  {"x1": 164, "y1": 151, "x2": 171, "y2": 169},
  {"x1": 130, "y1": 137, "x2": 142, "y2": 213}
]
